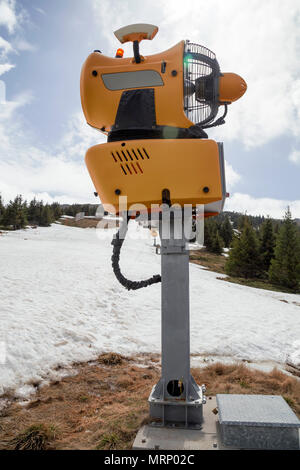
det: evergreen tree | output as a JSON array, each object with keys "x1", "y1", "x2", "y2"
[
  {"x1": 39, "y1": 205, "x2": 53, "y2": 227},
  {"x1": 220, "y1": 216, "x2": 233, "y2": 248},
  {"x1": 27, "y1": 198, "x2": 41, "y2": 225},
  {"x1": 0, "y1": 194, "x2": 5, "y2": 225},
  {"x1": 259, "y1": 218, "x2": 276, "y2": 272},
  {"x1": 225, "y1": 219, "x2": 261, "y2": 278},
  {"x1": 237, "y1": 214, "x2": 248, "y2": 231},
  {"x1": 50, "y1": 202, "x2": 62, "y2": 220},
  {"x1": 269, "y1": 208, "x2": 300, "y2": 290},
  {"x1": 2, "y1": 195, "x2": 28, "y2": 230},
  {"x1": 211, "y1": 230, "x2": 224, "y2": 255},
  {"x1": 204, "y1": 219, "x2": 217, "y2": 251}
]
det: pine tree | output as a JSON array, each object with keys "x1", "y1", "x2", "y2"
[
  {"x1": 28, "y1": 198, "x2": 40, "y2": 225},
  {"x1": 259, "y1": 217, "x2": 276, "y2": 272},
  {"x1": 204, "y1": 219, "x2": 218, "y2": 251},
  {"x1": 225, "y1": 219, "x2": 261, "y2": 278},
  {"x1": 237, "y1": 214, "x2": 248, "y2": 231},
  {"x1": 211, "y1": 230, "x2": 224, "y2": 255},
  {"x1": 220, "y1": 216, "x2": 233, "y2": 248},
  {"x1": 269, "y1": 208, "x2": 300, "y2": 290},
  {"x1": 50, "y1": 202, "x2": 62, "y2": 220},
  {"x1": 3, "y1": 195, "x2": 28, "y2": 230},
  {"x1": 0, "y1": 194, "x2": 5, "y2": 225},
  {"x1": 39, "y1": 205, "x2": 53, "y2": 227},
  {"x1": 204, "y1": 219, "x2": 213, "y2": 250}
]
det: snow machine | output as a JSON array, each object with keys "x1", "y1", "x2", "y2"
[{"x1": 80, "y1": 24, "x2": 246, "y2": 217}]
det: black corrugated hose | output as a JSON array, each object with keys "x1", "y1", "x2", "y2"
[{"x1": 111, "y1": 213, "x2": 161, "y2": 290}]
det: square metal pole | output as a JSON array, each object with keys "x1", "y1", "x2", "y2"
[{"x1": 149, "y1": 208, "x2": 205, "y2": 428}]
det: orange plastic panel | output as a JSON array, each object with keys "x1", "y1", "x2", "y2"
[
  {"x1": 80, "y1": 41, "x2": 193, "y2": 133},
  {"x1": 85, "y1": 139, "x2": 223, "y2": 213},
  {"x1": 219, "y1": 73, "x2": 247, "y2": 103}
]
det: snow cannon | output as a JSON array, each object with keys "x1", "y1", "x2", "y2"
[
  {"x1": 80, "y1": 25, "x2": 248, "y2": 431},
  {"x1": 80, "y1": 24, "x2": 247, "y2": 217}
]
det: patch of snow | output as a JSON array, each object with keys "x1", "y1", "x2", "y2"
[
  {"x1": 15, "y1": 384, "x2": 36, "y2": 399},
  {"x1": 286, "y1": 340, "x2": 300, "y2": 369},
  {"x1": 0, "y1": 223, "x2": 300, "y2": 397}
]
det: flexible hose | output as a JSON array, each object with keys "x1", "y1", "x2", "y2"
[{"x1": 111, "y1": 214, "x2": 161, "y2": 291}]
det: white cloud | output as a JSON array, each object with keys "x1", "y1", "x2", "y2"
[
  {"x1": 0, "y1": 1, "x2": 33, "y2": 60},
  {"x1": 14, "y1": 39, "x2": 37, "y2": 52},
  {"x1": 289, "y1": 149, "x2": 300, "y2": 165},
  {"x1": 225, "y1": 161, "x2": 241, "y2": 190},
  {"x1": 0, "y1": 157, "x2": 95, "y2": 204},
  {"x1": 35, "y1": 7, "x2": 45, "y2": 16},
  {"x1": 226, "y1": 193, "x2": 300, "y2": 219},
  {"x1": 0, "y1": 0, "x2": 17, "y2": 34},
  {"x1": 0, "y1": 80, "x2": 5, "y2": 101},
  {"x1": 58, "y1": 112, "x2": 106, "y2": 161},
  {"x1": 0, "y1": 98, "x2": 101, "y2": 204},
  {"x1": 0, "y1": 36, "x2": 13, "y2": 57},
  {"x1": 0, "y1": 62, "x2": 14, "y2": 76}
]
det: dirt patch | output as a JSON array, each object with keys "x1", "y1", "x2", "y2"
[{"x1": 0, "y1": 356, "x2": 299, "y2": 450}]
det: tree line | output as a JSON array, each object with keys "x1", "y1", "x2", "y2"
[
  {"x1": 0, "y1": 195, "x2": 61, "y2": 229},
  {"x1": 204, "y1": 209, "x2": 300, "y2": 291},
  {"x1": 0, "y1": 195, "x2": 99, "y2": 230}
]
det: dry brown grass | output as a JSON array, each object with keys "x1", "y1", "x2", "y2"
[
  {"x1": 60, "y1": 218, "x2": 119, "y2": 229},
  {"x1": 98, "y1": 352, "x2": 125, "y2": 366},
  {"x1": 190, "y1": 249, "x2": 226, "y2": 274},
  {"x1": 190, "y1": 249, "x2": 298, "y2": 293},
  {"x1": 0, "y1": 355, "x2": 299, "y2": 450},
  {"x1": 60, "y1": 218, "x2": 100, "y2": 229}
]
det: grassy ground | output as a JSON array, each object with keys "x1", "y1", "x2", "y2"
[
  {"x1": 0, "y1": 353, "x2": 299, "y2": 450},
  {"x1": 59, "y1": 218, "x2": 119, "y2": 229},
  {"x1": 190, "y1": 249, "x2": 227, "y2": 274},
  {"x1": 190, "y1": 249, "x2": 300, "y2": 294}
]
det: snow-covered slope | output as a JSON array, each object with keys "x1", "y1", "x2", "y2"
[{"x1": 0, "y1": 223, "x2": 299, "y2": 396}]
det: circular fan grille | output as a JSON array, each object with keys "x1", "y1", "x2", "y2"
[{"x1": 183, "y1": 41, "x2": 220, "y2": 126}]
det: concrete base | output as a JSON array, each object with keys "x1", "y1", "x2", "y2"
[{"x1": 133, "y1": 397, "x2": 223, "y2": 450}]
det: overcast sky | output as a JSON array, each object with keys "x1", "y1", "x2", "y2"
[{"x1": 0, "y1": 0, "x2": 300, "y2": 218}]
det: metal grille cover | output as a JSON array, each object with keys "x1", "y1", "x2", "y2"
[{"x1": 183, "y1": 41, "x2": 220, "y2": 126}]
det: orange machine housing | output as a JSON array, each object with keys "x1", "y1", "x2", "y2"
[
  {"x1": 80, "y1": 41, "x2": 192, "y2": 133},
  {"x1": 80, "y1": 35, "x2": 246, "y2": 215},
  {"x1": 85, "y1": 139, "x2": 226, "y2": 216}
]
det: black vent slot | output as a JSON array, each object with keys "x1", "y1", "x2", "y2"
[{"x1": 111, "y1": 147, "x2": 148, "y2": 174}]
